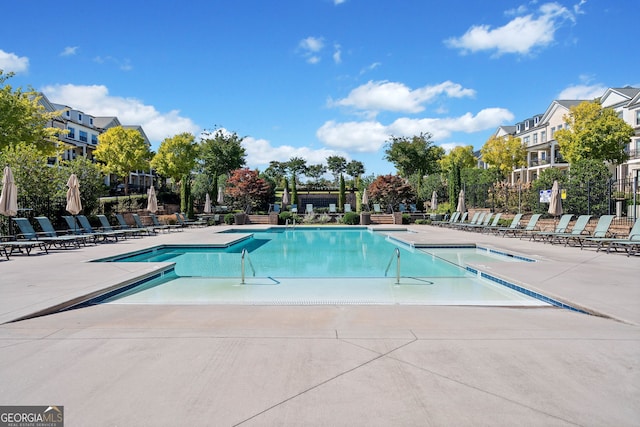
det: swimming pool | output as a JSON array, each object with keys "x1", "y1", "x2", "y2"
[{"x1": 92, "y1": 227, "x2": 549, "y2": 307}]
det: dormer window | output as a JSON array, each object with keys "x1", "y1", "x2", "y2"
[{"x1": 78, "y1": 113, "x2": 83, "y2": 122}]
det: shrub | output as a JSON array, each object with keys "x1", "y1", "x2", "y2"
[
  {"x1": 402, "y1": 214, "x2": 411, "y2": 224},
  {"x1": 224, "y1": 213, "x2": 235, "y2": 225},
  {"x1": 342, "y1": 212, "x2": 360, "y2": 225},
  {"x1": 415, "y1": 219, "x2": 431, "y2": 225}
]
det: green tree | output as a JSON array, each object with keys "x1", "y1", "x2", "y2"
[
  {"x1": 339, "y1": 174, "x2": 346, "y2": 211},
  {"x1": 94, "y1": 126, "x2": 152, "y2": 195},
  {"x1": 384, "y1": 133, "x2": 444, "y2": 197},
  {"x1": 63, "y1": 157, "x2": 106, "y2": 215},
  {"x1": 555, "y1": 100, "x2": 634, "y2": 165},
  {"x1": 0, "y1": 142, "x2": 59, "y2": 200},
  {"x1": 263, "y1": 161, "x2": 288, "y2": 188},
  {"x1": 480, "y1": 134, "x2": 526, "y2": 182},
  {"x1": 306, "y1": 164, "x2": 327, "y2": 188},
  {"x1": 151, "y1": 132, "x2": 198, "y2": 213},
  {"x1": 286, "y1": 157, "x2": 307, "y2": 205},
  {"x1": 345, "y1": 160, "x2": 365, "y2": 189},
  {"x1": 0, "y1": 71, "x2": 61, "y2": 155},
  {"x1": 199, "y1": 129, "x2": 247, "y2": 204},
  {"x1": 439, "y1": 145, "x2": 477, "y2": 174},
  {"x1": 326, "y1": 155, "x2": 347, "y2": 185}
]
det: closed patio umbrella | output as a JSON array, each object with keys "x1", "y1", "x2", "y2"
[
  {"x1": 217, "y1": 186, "x2": 224, "y2": 204},
  {"x1": 0, "y1": 166, "x2": 18, "y2": 217},
  {"x1": 66, "y1": 174, "x2": 82, "y2": 215},
  {"x1": 456, "y1": 189, "x2": 466, "y2": 213},
  {"x1": 281, "y1": 186, "x2": 290, "y2": 207},
  {"x1": 204, "y1": 193, "x2": 212, "y2": 214},
  {"x1": 430, "y1": 190, "x2": 438, "y2": 212},
  {"x1": 147, "y1": 186, "x2": 158, "y2": 213},
  {"x1": 548, "y1": 180, "x2": 562, "y2": 224},
  {"x1": 361, "y1": 188, "x2": 369, "y2": 211}
]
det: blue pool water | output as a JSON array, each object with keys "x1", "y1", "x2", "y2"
[{"x1": 91, "y1": 228, "x2": 550, "y2": 307}]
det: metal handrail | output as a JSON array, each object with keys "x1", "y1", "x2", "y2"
[
  {"x1": 384, "y1": 247, "x2": 400, "y2": 284},
  {"x1": 241, "y1": 249, "x2": 256, "y2": 284}
]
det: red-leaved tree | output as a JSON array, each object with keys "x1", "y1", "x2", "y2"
[
  {"x1": 367, "y1": 175, "x2": 415, "y2": 212},
  {"x1": 225, "y1": 168, "x2": 271, "y2": 213}
]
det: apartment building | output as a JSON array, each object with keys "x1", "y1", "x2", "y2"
[{"x1": 494, "y1": 86, "x2": 640, "y2": 184}]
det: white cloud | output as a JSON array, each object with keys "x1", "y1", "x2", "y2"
[
  {"x1": 0, "y1": 49, "x2": 29, "y2": 73},
  {"x1": 93, "y1": 55, "x2": 132, "y2": 71},
  {"x1": 41, "y1": 83, "x2": 200, "y2": 144},
  {"x1": 60, "y1": 46, "x2": 78, "y2": 57},
  {"x1": 330, "y1": 80, "x2": 476, "y2": 115},
  {"x1": 557, "y1": 83, "x2": 606, "y2": 100},
  {"x1": 334, "y1": 0, "x2": 346, "y2": 4},
  {"x1": 333, "y1": 44, "x2": 342, "y2": 64},
  {"x1": 298, "y1": 36, "x2": 325, "y2": 64},
  {"x1": 317, "y1": 108, "x2": 513, "y2": 152},
  {"x1": 445, "y1": 2, "x2": 576, "y2": 56},
  {"x1": 242, "y1": 135, "x2": 347, "y2": 169}
]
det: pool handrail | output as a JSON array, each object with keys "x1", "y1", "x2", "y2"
[
  {"x1": 384, "y1": 247, "x2": 401, "y2": 285},
  {"x1": 241, "y1": 248, "x2": 256, "y2": 284}
]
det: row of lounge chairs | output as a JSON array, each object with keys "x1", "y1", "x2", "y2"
[
  {"x1": 0, "y1": 212, "x2": 202, "y2": 260},
  {"x1": 432, "y1": 211, "x2": 640, "y2": 256}
]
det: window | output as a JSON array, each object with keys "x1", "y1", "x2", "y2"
[
  {"x1": 523, "y1": 136, "x2": 530, "y2": 145},
  {"x1": 90, "y1": 117, "x2": 94, "y2": 126},
  {"x1": 550, "y1": 127, "x2": 555, "y2": 137},
  {"x1": 636, "y1": 111, "x2": 640, "y2": 126},
  {"x1": 78, "y1": 113, "x2": 83, "y2": 122},
  {"x1": 540, "y1": 152, "x2": 547, "y2": 160},
  {"x1": 516, "y1": 124, "x2": 521, "y2": 133},
  {"x1": 533, "y1": 133, "x2": 538, "y2": 144},
  {"x1": 66, "y1": 110, "x2": 70, "y2": 117},
  {"x1": 67, "y1": 126, "x2": 75, "y2": 139},
  {"x1": 91, "y1": 134, "x2": 98, "y2": 145},
  {"x1": 79, "y1": 130, "x2": 88, "y2": 142},
  {"x1": 541, "y1": 130, "x2": 547, "y2": 142}
]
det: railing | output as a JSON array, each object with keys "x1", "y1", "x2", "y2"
[
  {"x1": 384, "y1": 248, "x2": 401, "y2": 285},
  {"x1": 241, "y1": 249, "x2": 255, "y2": 284},
  {"x1": 285, "y1": 218, "x2": 296, "y2": 228}
]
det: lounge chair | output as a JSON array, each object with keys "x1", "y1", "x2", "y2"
[
  {"x1": 132, "y1": 213, "x2": 161, "y2": 234},
  {"x1": 329, "y1": 204, "x2": 337, "y2": 214},
  {"x1": 493, "y1": 213, "x2": 523, "y2": 236},
  {"x1": 451, "y1": 212, "x2": 479, "y2": 229},
  {"x1": 580, "y1": 217, "x2": 638, "y2": 252},
  {"x1": 344, "y1": 204, "x2": 352, "y2": 213},
  {"x1": 174, "y1": 212, "x2": 206, "y2": 227},
  {"x1": 465, "y1": 212, "x2": 494, "y2": 232},
  {"x1": 445, "y1": 212, "x2": 468, "y2": 228},
  {"x1": 410, "y1": 204, "x2": 419, "y2": 213},
  {"x1": 290, "y1": 204, "x2": 298, "y2": 213},
  {"x1": 399, "y1": 203, "x2": 407, "y2": 213},
  {"x1": 115, "y1": 213, "x2": 152, "y2": 236},
  {"x1": 373, "y1": 204, "x2": 382, "y2": 213},
  {"x1": 149, "y1": 213, "x2": 182, "y2": 232},
  {"x1": 97, "y1": 215, "x2": 141, "y2": 239},
  {"x1": 572, "y1": 215, "x2": 615, "y2": 248},
  {"x1": 479, "y1": 213, "x2": 502, "y2": 233},
  {"x1": 14, "y1": 217, "x2": 79, "y2": 250},
  {"x1": 501, "y1": 214, "x2": 541, "y2": 238},
  {"x1": 530, "y1": 214, "x2": 574, "y2": 242},
  {"x1": 269, "y1": 203, "x2": 281, "y2": 214},
  {"x1": 76, "y1": 215, "x2": 123, "y2": 242},
  {"x1": 0, "y1": 233, "x2": 48, "y2": 256},
  {"x1": 604, "y1": 220, "x2": 640, "y2": 256},
  {"x1": 546, "y1": 215, "x2": 592, "y2": 245},
  {"x1": 432, "y1": 212, "x2": 457, "y2": 227},
  {"x1": 305, "y1": 204, "x2": 314, "y2": 214},
  {"x1": 61, "y1": 215, "x2": 101, "y2": 244}
]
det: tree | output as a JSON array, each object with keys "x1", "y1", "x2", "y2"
[
  {"x1": 286, "y1": 157, "x2": 307, "y2": 205},
  {"x1": 0, "y1": 71, "x2": 61, "y2": 155},
  {"x1": 480, "y1": 134, "x2": 526, "y2": 182},
  {"x1": 199, "y1": 129, "x2": 247, "y2": 203},
  {"x1": 0, "y1": 143, "x2": 60, "y2": 201},
  {"x1": 345, "y1": 160, "x2": 365, "y2": 189},
  {"x1": 367, "y1": 175, "x2": 415, "y2": 212},
  {"x1": 326, "y1": 155, "x2": 347, "y2": 185},
  {"x1": 555, "y1": 100, "x2": 634, "y2": 165},
  {"x1": 225, "y1": 168, "x2": 271, "y2": 213},
  {"x1": 151, "y1": 132, "x2": 198, "y2": 213},
  {"x1": 339, "y1": 174, "x2": 346, "y2": 211},
  {"x1": 63, "y1": 158, "x2": 106, "y2": 215},
  {"x1": 263, "y1": 161, "x2": 288, "y2": 188},
  {"x1": 439, "y1": 145, "x2": 477, "y2": 174},
  {"x1": 306, "y1": 164, "x2": 327, "y2": 187},
  {"x1": 384, "y1": 133, "x2": 444, "y2": 197},
  {"x1": 94, "y1": 126, "x2": 152, "y2": 195}
]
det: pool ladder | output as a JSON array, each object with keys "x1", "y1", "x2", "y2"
[
  {"x1": 285, "y1": 218, "x2": 296, "y2": 228},
  {"x1": 385, "y1": 247, "x2": 401, "y2": 284},
  {"x1": 241, "y1": 249, "x2": 256, "y2": 284}
]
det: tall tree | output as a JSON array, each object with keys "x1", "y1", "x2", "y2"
[
  {"x1": 384, "y1": 132, "x2": 444, "y2": 196},
  {"x1": 225, "y1": 168, "x2": 271, "y2": 213},
  {"x1": 345, "y1": 160, "x2": 365, "y2": 189},
  {"x1": 306, "y1": 164, "x2": 327, "y2": 187},
  {"x1": 287, "y1": 157, "x2": 307, "y2": 205},
  {"x1": 199, "y1": 129, "x2": 247, "y2": 202},
  {"x1": 263, "y1": 161, "x2": 289, "y2": 188},
  {"x1": 367, "y1": 175, "x2": 415, "y2": 212},
  {"x1": 555, "y1": 100, "x2": 634, "y2": 165},
  {"x1": 0, "y1": 71, "x2": 61, "y2": 154},
  {"x1": 326, "y1": 155, "x2": 347, "y2": 185},
  {"x1": 480, "y1": 134, "x2": 526, "y2": 182},
  {"x1": 94, "y1": 126, "x2": 152, "y2": 195},
  {"x1": 151, "y1": 132, "x2": 198, "y2": 212},
  {"x1": 439, "y1": 145, "x2": 477, "y2": 174}
]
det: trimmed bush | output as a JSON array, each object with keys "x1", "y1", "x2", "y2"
[
  {"x1": 342, "y1": 211, "x2": 360, "y2": 225},
  {"x1": 224, "y1": 213, "x2": 235, "y2": 225}
]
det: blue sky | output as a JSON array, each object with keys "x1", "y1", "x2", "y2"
[{"x1": 1, "y1": 0, "x2": 637, "y2": 177}]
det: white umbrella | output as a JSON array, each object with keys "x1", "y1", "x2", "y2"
[
  {"x1": 456, "y1": 189, "x2": 466, "y2": 213},
  {"x1": 217, "y1": 186, "x2": 224, "y2": 204},
  {"x1": 0, "y1": 166, "x2": 18, "y2": 217},
  {"x1": 548, "y1": 180, "x2": 563, "y2": 217},
  {"x1": 147, "y1": 186, "x2": 158, "y2": 213},
  {"x1": 282, "y1": 186, "x2": 290, "y2": 207},
  {"x1": 430, "y1": 191, "x2": 438, "y2": 212},
  {"x1": 204, "y1": 193, "x2": 212, "y2": 214},
  {"x1": 66, "y1": 174, "x2": 82, "y2": 215},
  {"x1": 361, "y1": 188, "x2": 369, "y2": 211}
]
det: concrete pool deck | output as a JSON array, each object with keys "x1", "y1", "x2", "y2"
[{"x1": 1, "y1": 224, "x2": 638, "y2": 425}]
